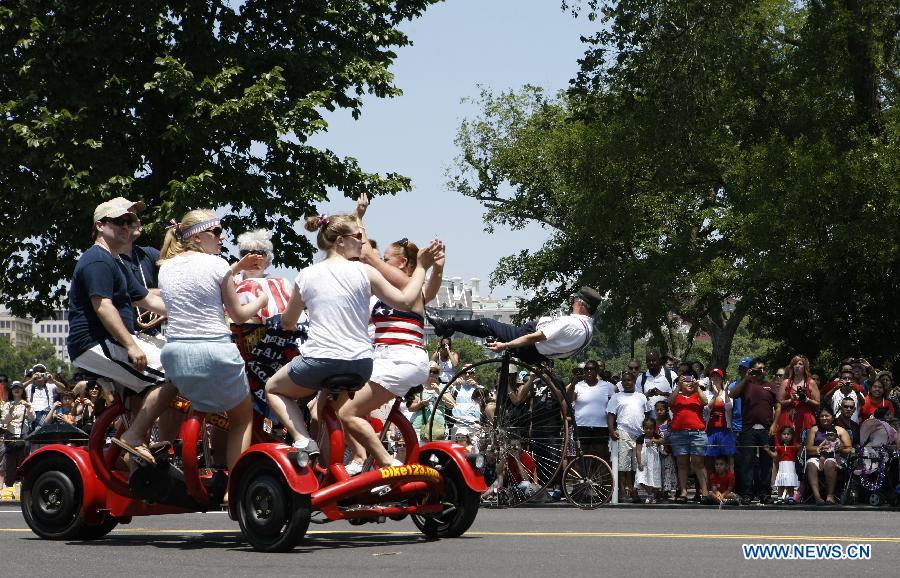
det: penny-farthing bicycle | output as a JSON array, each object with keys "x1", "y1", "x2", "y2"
[{"x1": 426, "y1": 351, "x2": 613, "y2": 509}]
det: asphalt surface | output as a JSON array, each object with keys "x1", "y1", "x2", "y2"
[{"x1": 0, "y1": 505, "x2": 896, "y2": 576}]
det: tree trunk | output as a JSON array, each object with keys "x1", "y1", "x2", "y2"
[
  {"x1": 844, "y1": 0, "x2": 883, "y2": 136},
  {"x1": 707, "y1": 304, "x2": 748, "y2": 370}
]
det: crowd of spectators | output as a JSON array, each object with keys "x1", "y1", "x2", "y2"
[
  {"x1": 0, "y1": 365, "x2": 112, "y2": 500},
  {"x1": 399, "y1": 339, "x2": 900, "y2": 507}
]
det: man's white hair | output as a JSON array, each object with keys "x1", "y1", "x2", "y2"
[{"x1": 237, "y1": 228, "x2": 274, "y2": 266}]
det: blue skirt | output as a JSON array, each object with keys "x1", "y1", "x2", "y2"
[
  {"x1": 706, "y1": 428, "x2": 737, "y2": 457},
  {"x1": 161, "y1": 335, "x2": 249, "y2": 413}
]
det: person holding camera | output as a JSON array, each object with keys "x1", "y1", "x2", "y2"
[
  {"x1": 23, "y1": 365, "x2": 61, "y2": 430},
  {"x1": 826, "y1": 369, "x2": 865, "y2": 424},
  {"x1": 668, "y1": 368, "x2": 710, "y2": 503},
  {"x1": 729, "y1": 359, "x2": 780, "y2": 504},
  {"x1": 432, "y1": 337, "x2": 459, "y2": 384},
  {"x1": 775, "y1": 355, "x2": 820, "y2": 443}
]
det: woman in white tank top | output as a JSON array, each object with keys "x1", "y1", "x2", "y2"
[{"x1": 264, "y1": 211, "x2": 442, "y2": 458}]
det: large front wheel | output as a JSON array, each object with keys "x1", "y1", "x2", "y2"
[
  {"x1": 412, "y1": 461, "x2": 480, "y2": 538},
  {"x1": 236, "y1": 462, "x2": 311, "y2": 552}
]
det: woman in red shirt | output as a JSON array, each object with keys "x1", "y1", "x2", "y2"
[
  {"x1": 776, "y1": 355, "x2": 819, "y2": 442},
  {"x1": 668, "y1": 370, "x2": 710, "y2": 503},
  {"x1": 860, "y1": 379, "x2": 895, "y2": 422}
]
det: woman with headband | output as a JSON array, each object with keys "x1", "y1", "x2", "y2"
[
  {"x1": 156, "y1": 210, "x2": 269, "y2": 471},
  {"x1": 264, "y1": 209, "x2": 442, "y2": 460},
  {"x1": 339, "y1": 193, "x2": 446, "y2": 474}
]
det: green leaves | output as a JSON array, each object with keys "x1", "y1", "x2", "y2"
[
  {"x1": 453, "y1": 0, "x2": 900, "y2": 368},
  {"x1": 0, "y1": 0, "x2": 440, "y2": 317}
]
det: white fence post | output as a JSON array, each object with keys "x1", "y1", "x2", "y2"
[{"x1": 610, "y1": 438, "x2": 619, "y2": 504}]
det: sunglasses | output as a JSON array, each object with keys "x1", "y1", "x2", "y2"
[
  {"x1": 841, "y1": 405, "x2": 855, "y2": 410},
  {"x1": 628, "y1": 366, "x2": 640, "y2": 370},
  {"x1": 203, "y1": 226, "x2": 224, "y2": 237},
  {"x1": 341, "y1": 231, "x2": 364, "y2": 241},
  {"x1": 103, "y1": 215, "x2": 138, "y2": 227},
  {"x1": 429, "y1": 370, "x2": 440, "y2": 375},
  {"x1": 239, "y1": 249, "x2": 267, "y2": 257}
]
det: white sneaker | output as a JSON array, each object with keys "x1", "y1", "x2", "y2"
[{"x1": 345, "y1": 460, "x2": 364, "y2": 476}]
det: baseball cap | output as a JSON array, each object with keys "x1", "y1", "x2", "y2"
[
  {"x1": 739, "y1": 357, "x2": 753, "y2": 369},
  {"x1": 709, "y1": 368, "x2": 725, "y2": 379},
  {"x1": 32, "y1": 363, "x2": 47, "y2": 373},
  {"x1": 455, "y1": 427, "x2": 470, "y2": 436},
  {"x1": 9, "y1": 380, "x2": 24, "y2": 391},
  {"x1": 93, "y1": 197, "x2": 146, "y2": 223}
]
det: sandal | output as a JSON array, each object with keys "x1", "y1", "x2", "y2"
[
  {"x1": 675, "y1": 495, "x2": 688, "y2": 504},
  {"x1": 815, "y1": 498, "x2": 826, "y2": 506},
  {"x1": 112, "y1": 438, "x2": 156, "y2": 466},
  {"x1": 825, "y1": 496, "x2": 837, "y2": 505}
]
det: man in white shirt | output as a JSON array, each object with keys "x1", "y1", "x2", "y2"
[
  {"x1": 24, "y1": 364, "x2": 60, "y2": 429},
  {"x1": 427, "y1": 286, "x2": 601, "y2": 365},
  {"x1": 607, "y1": 372, "x2": 649, "y2": 503},
  {"x1": 451, "y1": 364, "x2": 484, "y2": 441},
  {"x1": 638, "y1": 350, "x2": 677, "y2": 411}
]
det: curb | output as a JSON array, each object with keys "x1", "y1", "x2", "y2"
[{"x1": 488, "y1": 501, "x2": 893, "y2": 512}]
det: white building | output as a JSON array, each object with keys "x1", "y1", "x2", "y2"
[
  {"x1": 33, "y1": 309, "x2": 70, "y2": 362},
  {"x1": 0, "y1": 305, "x2": 34, "y2": 348},
  {"x1": 424, "y1": 276, "x2": 520, "y2": 342}
]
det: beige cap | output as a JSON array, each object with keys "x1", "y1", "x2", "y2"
[{"x1": 93, "y1": 197, "x2": 146, "y2": 222}]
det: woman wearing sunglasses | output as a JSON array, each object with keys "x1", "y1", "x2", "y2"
[
  {"x1": 265, "y1": 205, "x2": 442, "y2": 461},
  {"x1": 337, "y1": 194, "x2": 446, "y2": 473},
  {"x1": 156, "y1": 209, "x2": 269, "y2": 472}
]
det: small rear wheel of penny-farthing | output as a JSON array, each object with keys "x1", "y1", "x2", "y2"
[{"x1": 562, "y1": 454, "x2": 614, "y2": 509}]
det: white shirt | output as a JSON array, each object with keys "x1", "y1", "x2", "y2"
[
  {"x1": 535, "y1": 314, "x2": 593, "y2": 359},
  {"x1": 607, "y1": 391, "x2": 648, "y2": 437},
  {"x1": 640, "y1": 369, "x2": 674, "y2": 410},
  {"x1": 452, "y1": 382, "x2": 482, "y2": 424},
  {"x1": 296, "y1": 259, "x2": 373, "y2": 360},
  {"x1": 573, "y1": 379, "x2": 613, "y2": 427},
  {"x1": 831, "y1": 388, "x2": 861, "y2": 423},
  {"x1": 159, "y1": 253, "x2": 231, "y2": 338}
]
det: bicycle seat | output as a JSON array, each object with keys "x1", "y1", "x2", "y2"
[{"x1": 322, "y1": 373, "x2": 365, "y2": 400}]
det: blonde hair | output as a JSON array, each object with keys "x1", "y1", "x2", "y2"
[
  {"x1": 160, "y1": 209, "x2": 217, "y2": 261},
  {"x1": 237, "y1": 228, "x2": 274, "y2": 266},
  {"x1": 304, "y1": 213, "x2": 359, "y2": 252}
]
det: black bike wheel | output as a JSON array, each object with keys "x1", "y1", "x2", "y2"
[
  {"x1": 236, "y1": 462, "x2": 311, "y2": 552},
  {"x1": 562, "y1": 454, "x2": 614, "y2": 509},
  {"x1": 21, "y1": 456, "x2": 92, "y2": 540},
  {"x1": 412, "y1": 460, "x2": 480, "y2": 539},
  {"x1": 427, "y1": 357, "x2": 567, "y2": 508}
]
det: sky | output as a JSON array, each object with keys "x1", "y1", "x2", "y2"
[{"x1": 283, "y1": 1, "x2": 599, "y2": 298}]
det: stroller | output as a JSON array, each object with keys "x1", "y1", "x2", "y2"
[{"x1": 842, "y1": 413, "x2": 900, "y2": 506}]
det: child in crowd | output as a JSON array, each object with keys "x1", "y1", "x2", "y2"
[
  {"x1": 765, "y1": 425, "x2": 799, "y2": 504},
  {"x1": 708, "y1": 456, "x2": 738, "y2": 504},
  {"x1": 454, "y1": 427, "x2": 476, "y2": 453},
  {"x1": 608, "y1": 372, "x2": 649, "y2": 503},
  {"x1": 635, "y1": 417, "x2": 662, "y2": 503},
  {"x1": 654, "y1": 400, "x2": 678, "y2": 499}
]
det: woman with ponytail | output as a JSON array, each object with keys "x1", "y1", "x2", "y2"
[
  {"x1": 264, "y1": 207, "x2": 443, "y2": 460},
  {"x1": 339, "y1": 193, "x2": 446, "y2": 473},
  {"x1": 157, "y1": 210, "x2": 269, "y2": 471}
]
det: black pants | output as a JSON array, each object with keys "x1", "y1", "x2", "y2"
[
  {"x1": 447, "y1": 318, "x2": 543, "y2": 364},
  {"x1": 738, "y1": 428, "x2": 772, "y2": 498}
]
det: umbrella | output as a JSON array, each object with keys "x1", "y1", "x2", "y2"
[{"x1": 25, "y1": 422, "x2": 89, "y2": 445}]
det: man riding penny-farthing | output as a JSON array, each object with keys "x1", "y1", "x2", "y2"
[{"x1": 425, "y1": 286, "x2": 615, "y2": 508}]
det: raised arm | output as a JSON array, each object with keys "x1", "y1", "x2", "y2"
[
  {"x1": 280, "y1": 284, "x2": 306, "y2": 331},
  {"x1": 367, "y1": 240, "x2": 439, "y2": 311},
  {"x1": 220, "y1": 275, "x2": 268, "y2": 324}
]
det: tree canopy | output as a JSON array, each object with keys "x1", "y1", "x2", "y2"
[
  {"x1": 0, "y1": 0, "x2": 440, "y2": 317},
  {"x1": 450, "y1": 0, "x2": 900, "y2": 370}
]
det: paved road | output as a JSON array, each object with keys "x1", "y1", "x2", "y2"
[{"x1": 0, "y1": 505, "x2": 896, "y2": 576}]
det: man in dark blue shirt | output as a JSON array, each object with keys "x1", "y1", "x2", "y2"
[{"x1": 67, "y1": 197, "x2": 174, "y2": 465}]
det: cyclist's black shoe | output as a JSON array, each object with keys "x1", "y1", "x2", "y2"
[{"x1": 426, "y1": 312, "x2": 454, "y2": 338}]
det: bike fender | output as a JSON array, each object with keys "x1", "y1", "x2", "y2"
[
  {"x1": 228, "y1": 444, "x2": 318, "y2": 517},
  {"x1": 418, "y1": 441, "x2": 488, "y2": 492},
  {"x1": 19, "y1": 445, "x2": 108, "y2": 523}
]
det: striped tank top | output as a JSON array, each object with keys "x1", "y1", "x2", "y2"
[{"x1": 371, "y1": 300, "x2": 424, "y2": 349}]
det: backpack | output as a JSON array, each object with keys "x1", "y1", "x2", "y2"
[{"x1": 638, "y1": 369, "x2": 675, "y2": 393}]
